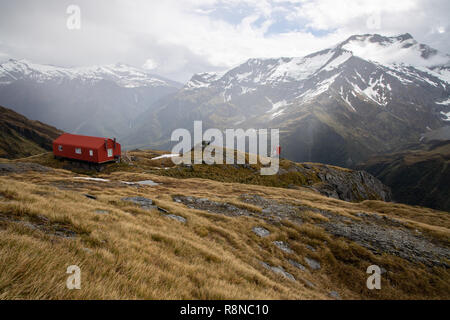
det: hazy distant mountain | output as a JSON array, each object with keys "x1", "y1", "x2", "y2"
[
  {"x1": 126, "y1": 33, "x2": 450, "y2": 166},
  {"x1": 0, "y1": 59, "x2": 182, "y2": 139}
]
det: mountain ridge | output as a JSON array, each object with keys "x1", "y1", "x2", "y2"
[
  {"x1": 126, "y1": 33, "x2": 450, "y2": 167},
  {"x1": 0, "y1": 105, "x2": 62, "y2": 159},
  {"x1": 0, "y1": 60, "x2": 183, "y2": 139}
]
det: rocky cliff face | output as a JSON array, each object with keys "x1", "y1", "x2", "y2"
[{"x1": 308, "y1": 165, "x2": 391, "y2": 202}]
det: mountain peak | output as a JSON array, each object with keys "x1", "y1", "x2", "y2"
[{"x1": 338, "y1": 33, "x2": 448, "y2": 68}]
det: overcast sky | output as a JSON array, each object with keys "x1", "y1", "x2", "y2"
[{"x1": 0, "y1": 0, "x2": 448, "y2": 82}]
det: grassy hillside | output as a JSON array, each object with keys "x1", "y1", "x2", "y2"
[
  {"x1": 21, "y1": 148, "x2": 391, "y2": 203},
  {"x1": 359, "y1": 141, "x2": 450, "y2": 212},
  {"x1": 0, "y1": 105, "x2": 62, "y2": 159},
  {"x1": 0, "y1": 157, "x2": 448, "y2": 300}
]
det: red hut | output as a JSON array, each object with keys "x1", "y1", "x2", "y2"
[{"x1": 53, "y1": 133, "x2": 121, "y2": 164}]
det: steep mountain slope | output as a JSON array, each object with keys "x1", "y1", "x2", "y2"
[
  {"x1": 0, "y1": 60, "x2": 182, "y2": 139},
  {"x1": 359, "y1": 140, "x2": 450, "y2": 212},
  {"x1": 127, "y1": 34, "x2": 450, "y2": 167},
  {"x1": 0, "y1": 105, "x2": 61, "y2": 159}
]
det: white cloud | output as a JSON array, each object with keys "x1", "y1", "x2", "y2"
[
  {"x1": 0, "y1": 0, "x2": 448, "y2": 82},
  {"x1": 143, "y1": 58, "x2": 158, "y2": 70}
]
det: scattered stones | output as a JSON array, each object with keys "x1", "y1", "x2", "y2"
[
  {"x1": 321, "y1": 215, "x2": 450, "y2": 268},
  {"x1": 304, "y1": 257, "x2": 321, "y2": 270},
  {"x1": 122, "y1": 196, "x2": 156, "y2": 210},
  {"x1": 252, "y1": 227, "x2": 270, "y2": 238},
  {"x1": 260, "y1": 262, "x2": 295, "y2": 281},
  {"x1": 288, "y1": 259, "x2": 307, "y2": 272},
  {"x1": 329, "y1": 291, "x2": 341, "y2": 300},
  {"x1": 84, "y1": 194, "x2": 97, "y2": 200},
  {"x1": 273, "y1": 241, "x2": 294, "y2": 254},
  {"x1": 173, "y1": 196, "x2": 252, "y2": 217},
  {"x1": 165, "y1": 214, "x2": 187, "y2": 223},
  {"x1": 240, "y1": 194, "x2": 303, "y2": 225}
]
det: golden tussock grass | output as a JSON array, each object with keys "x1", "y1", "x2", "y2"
[{"x1": 0, "y1": 166, "x2": 449, "y2": 300}]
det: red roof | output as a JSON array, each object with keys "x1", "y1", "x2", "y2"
[{"x1": 54, "y1": 133, "x2": 109, "y2": 149}]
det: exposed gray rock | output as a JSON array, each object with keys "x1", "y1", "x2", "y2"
[
  {"x1": 288, "y1": 259, "x2": 307, "y2": 272},
  {"x1": 136, "y1": 180, "x2": 160, "y2": 186},
  {"x1": 165, "y1": 214, "x2": 187, "y2": 223},
  {"x1": 240, "y1": 194, "x2": 303, "y2": 225},
  {"x1": 252, "y1": 227, "x2": 270, "y2": 237},
  {"x1": 314, "y1": 167, "x2": 391, "y2": 202},
  {"x1": 305, "y1": 257, "x2": 321, "y2": 270},
  {"x1": 273, "y1": 241, "x2": 294, "y2": 254},
  {"x1": 173, "y1": 196, "x2": 251, "y2": 217},
  {"x1": 329, "y1": 291, "x2": 341, "y2": 300},
  {"x1": 306, "y1": 245, "x2": 317, "y2": 252},
  {"x1": 260, "y1": 262, "x2": 295, "y2": 281},
  {"x1": 321, "y1": 213, "x2": 450, "y2": 268},
  {"x1": 122, "y1": 196, "x2": 156, "y2": 210}
]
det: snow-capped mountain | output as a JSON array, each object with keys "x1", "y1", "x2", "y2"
[
  {"x1": 0, "y1": 59, "x2": 180, "y2": 88},
  {"x1": 128, "y1": 33, "x2": 450, "y2": 166},
  {"x1": 0, "y1": 59, "x2": 182, "y2": 139}
]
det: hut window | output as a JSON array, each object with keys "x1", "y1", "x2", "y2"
[
  {"x1": 58, "y1": 145, "x2": 63, "y2": 151},
  {"x1": 107, "y1": 148, "x2": 113, "y2": 157},
  {"x1": 89, "y1": 150, "x2": 93, "y2": 157},
  {"x1": 75, "y1": 148, "x2": 82, "y2": 154}
]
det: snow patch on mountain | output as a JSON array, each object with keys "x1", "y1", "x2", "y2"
[
  {"x1": 268, "y1": 51, "x2": 334, "y2": 82},
  {"x1": 0, "y1": 59, "x2": 179, "y2": 88},
  {"x1": 299, "y1": 73, "x2": 341, "y2": 102},
  {"x1": 341, "y1": 34, "x2": 449, "y2": 69},
  {"x1": 441, "y1": 111, "x2": 450, "y2": 121},
  {"x1": 323, "y1": 51, "x2": 353, "y2": 71},
  {"x1": 436, "y1": 98, "x2": 450, "y2": 105}
]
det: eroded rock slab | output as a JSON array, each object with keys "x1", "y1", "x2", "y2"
[
  {"x1": 165, "y1": 214, "x2": 187, "y2": 223},
  {"x1": 252, "y1": 227, "x2": 270, "y2": 237},
  {"x1": 321, "y1": 213, "x2": 450, "y2": 268},
  {"x1": 305, "y1": 257, "x2": 321, "y2": 270},
  {"x1": 122, "y1": 197, "x2": 156, "y2": 210},
  {"x1": 173, "y1": 196, "x2": 253, "y2": 217},
  {"x1": 260, "y1": 262, "x2": 295, "y2": 281},
  {"x1": 273, "y1": 241, "x2": 294, "y2": 254},
  {"x1": 288, "y1": 259, "x2": 307, "y2": 272}
]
